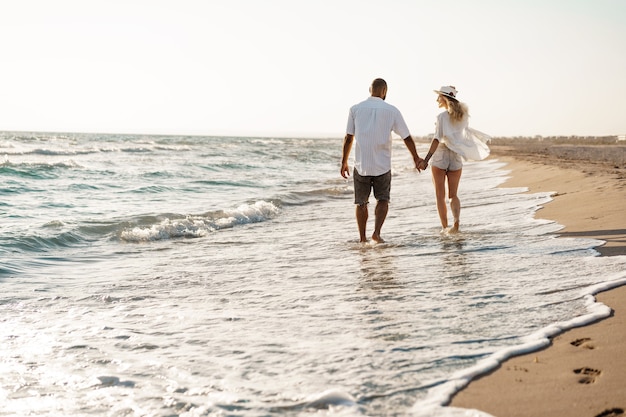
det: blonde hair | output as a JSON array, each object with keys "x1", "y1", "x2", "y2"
[{"x1": 446, "y1": 98, "x2": 469, "y2": 123}]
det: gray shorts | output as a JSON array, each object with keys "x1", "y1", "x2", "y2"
[
  {"x1": 432, "y1": 145, "x2": 463, "y2": 171},
  {"x1": 353, "y1": 169, "x2": 391, "y2": 205}
]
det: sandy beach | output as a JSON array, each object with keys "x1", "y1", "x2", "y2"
[{"x1": 450, "y1": 141, "x2": 626, "y2": 417}]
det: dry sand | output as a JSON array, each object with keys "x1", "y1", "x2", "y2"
[{"x1": 449, "y1": 142, "x2": 626, "y2": 417}]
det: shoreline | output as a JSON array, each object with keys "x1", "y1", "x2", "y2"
[
  {"x1": 487, "y1": 141, "x2": 626, "y2": 257},
  {"x1": 449, "y1": 144, "x2": 626, "y2": 417}
]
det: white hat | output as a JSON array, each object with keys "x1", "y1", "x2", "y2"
[{"x1": 434, "y1": 86, "x2": 458, "y2": 101}]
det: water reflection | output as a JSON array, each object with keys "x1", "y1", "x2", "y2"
[
  {"x1": 439, "y1": 235, "x2": 475, "y2": 284},
  {"x1": 357, "y1": 245, "x2": 400, "y2": 291}
]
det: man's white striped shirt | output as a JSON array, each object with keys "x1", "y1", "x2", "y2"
[{"x1": 346, "y1": 97, "x2": 410, "y2": 176}]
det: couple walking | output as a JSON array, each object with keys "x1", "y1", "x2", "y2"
[{"x1": 340, "y1": 78, "x2": 490, "y2": 243}]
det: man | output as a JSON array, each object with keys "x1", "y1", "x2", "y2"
[{"x1": 341, "y1": 78, "x2": 423, "y2": 243}]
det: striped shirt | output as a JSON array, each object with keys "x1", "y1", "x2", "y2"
[{"x1": 346, "y1": 97, "x2": 410, "y2": 176}]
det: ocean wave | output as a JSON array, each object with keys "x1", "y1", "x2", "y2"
[
  {"x1": 153, "y1": 144, "x2": 193, "y2": 152},
  {"x1": 277, "y1": 185, "x2": 352, "y2": 206},
  {"x1": 2, "y1": 230, "x2": 88, "y2": 253},
  {"x1": 1, "y1": 201, "x2": 280, "y2": 254},
  {"x1": 0, "y1": 160, "x2": 83, "y2": 178},
  {"x1": 119, "y1": 200, "x2": 280, "y2": 242},
  {"x1": 0, "y1": 139, "x2": 186, "y2": 157},
  {"x1": 25, "y1": 148, "x2": 95, "y2": 156},
  {"x1": 0, "y1": 145, "x2": 96, "y2": 156},
  {"x1": 130, "y1": 184, "x2": 177, "y2": 194},
  {"x1": 1, "y1": 147, "x2": 155, "y2": 156},
  {"x1": 1, "y1": 197, "x2": 295, "y2": 255}
]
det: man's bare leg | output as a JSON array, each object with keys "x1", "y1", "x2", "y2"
[
  {"x1": 372, "y1": 200, "x2": 388, "y2": 243},
  {"x1": 356, "y1": 204, "x2": 368, "y2": 243}
]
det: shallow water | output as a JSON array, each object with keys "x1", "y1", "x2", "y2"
[{"x1": 1, "y1": 132, "x2": 625, "y2": 416}]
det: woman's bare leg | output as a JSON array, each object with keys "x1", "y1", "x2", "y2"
[
  {"x1": 446, "y1": 169, "x2": 462, "y2": 232},
  {"x1": 431, "y1": 166, "x2": 449, "y2": 230}
]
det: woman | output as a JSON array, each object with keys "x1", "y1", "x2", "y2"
[{"x1": 419, "y1": 86, "x2": 490, "y2": 233}]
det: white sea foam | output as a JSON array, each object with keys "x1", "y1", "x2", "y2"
[
  {"x1": 412, "y1": 273, "x2": 626, "y2": 417},
  {"x1": 119, "y1": 201, "x2": 280, "y2": 242}
]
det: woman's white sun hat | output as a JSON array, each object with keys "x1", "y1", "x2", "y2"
[{"x1": 434, "y1": 85, "x2": 458, "y2": 101}]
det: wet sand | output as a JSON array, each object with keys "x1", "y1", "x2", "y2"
[{"x1": 449, "y1": 141, "x2": 626, "y2": 417}]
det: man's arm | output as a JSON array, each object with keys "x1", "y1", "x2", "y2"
[
  {"x1": 341, "y1": 134, "x2": 354, "y2": 178},
  {"x1": 403, "y1": 135, "x2": 424, "y2": 172}
]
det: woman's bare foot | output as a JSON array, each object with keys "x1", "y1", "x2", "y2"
[{"x1": 449, "y1": 220, "x2": 460, "y2": 233}]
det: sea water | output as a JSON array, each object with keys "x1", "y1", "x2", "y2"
[{"x1": 1, "y1": 132, "x2": 625, "y2": 417}]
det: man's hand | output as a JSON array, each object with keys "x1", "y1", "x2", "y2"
[
  {"x1": 341, "y1": 134, "x2": 354, "y2": 178},
  {"x1": 340, "y1": 162, "x2": 350, "y2": 179},
  {"x1": 414, "y1": 157, "x2": 425, "y2": 172}
]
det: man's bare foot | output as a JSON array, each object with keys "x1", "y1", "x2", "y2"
[{"x1": 372, "y1": 234, "x2": 385, "y2": 243}]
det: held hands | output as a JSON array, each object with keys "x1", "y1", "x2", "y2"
[{"x1": 415, "y1": 157, "x2": 428, "y2": 172}]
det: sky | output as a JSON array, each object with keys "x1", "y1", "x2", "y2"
[{"x1": 1, "y1": 0, "x2": 625, "y2": 138}]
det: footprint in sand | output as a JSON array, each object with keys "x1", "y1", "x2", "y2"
[
  {"x1": 595, "y1": 408, "x2": 624, "y2": 417},
  {"x1": 571, "y1": 337, "x2": 595, "y2": 349},
  {"x1": 574, "y1": 367, "x2": 602, "y2": 384}
]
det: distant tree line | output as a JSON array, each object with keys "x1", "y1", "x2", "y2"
[
  {"x1": 490, "y1": 135, "x2": 621, "y2": 145},
  {"x1": 414, "y1": 135, "x2": 623, "y2": 145}
]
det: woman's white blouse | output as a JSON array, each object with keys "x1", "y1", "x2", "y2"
[{"x1": 434, "y1": 111, "x2": 491, "y2": 161}]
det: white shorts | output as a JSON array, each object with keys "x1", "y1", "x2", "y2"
[{"x1": 432, "y1": 145, "x2": 463, "y2": 171}]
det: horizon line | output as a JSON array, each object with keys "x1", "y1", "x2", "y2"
[{"x1": 0, "y1": 128, "x2": 623, "y2": 140}]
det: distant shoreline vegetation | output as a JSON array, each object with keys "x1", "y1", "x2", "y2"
[{"x1": 414, "y1": 135, "x2": 624, "y2": 145}]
